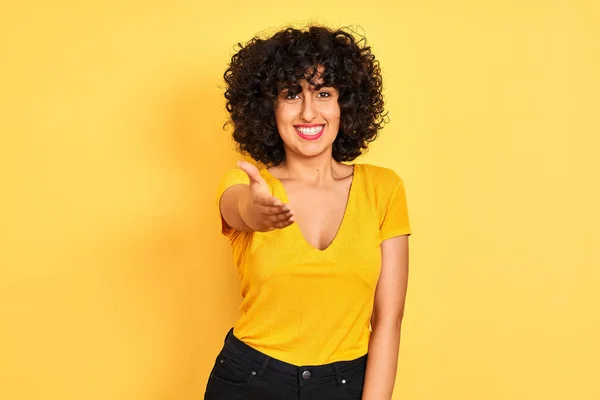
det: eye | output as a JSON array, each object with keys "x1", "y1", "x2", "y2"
[
  {"x1": 285, "y1": 92, "x2": 301, "y2": 100},
  {"x1": 317, "y1": 91, "x2": 332, "y2": 98}
]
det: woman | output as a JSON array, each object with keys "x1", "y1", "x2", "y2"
[{"x1": 205, "y1": 25, "x2": 411, "y2": 400}]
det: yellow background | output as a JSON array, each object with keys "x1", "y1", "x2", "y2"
[{"x1": 1, "y1": 1, "x2": 599, "y2": 399}]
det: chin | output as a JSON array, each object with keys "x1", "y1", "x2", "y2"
[{"x1": 294, "y1": 143, "x2": 334, "y2": 158}]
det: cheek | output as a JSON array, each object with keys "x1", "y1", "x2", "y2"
[
  {"x1": 322, "y1": 103, "x2": 341, "y2": 123},
  {"x1": 274, "y1": 107, "x2": 299, "y2": 142},
  {"x1": 274, "y1": 105, "x2": 297, "y2": 125}
]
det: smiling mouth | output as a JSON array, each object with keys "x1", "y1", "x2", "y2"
[{"x1": 294, "y1": 124, "x2": 325, "y2": 140}]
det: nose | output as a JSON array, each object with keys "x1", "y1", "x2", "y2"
[{"x1": 300, "y1": 96, "x2": 316, "y2": 122}]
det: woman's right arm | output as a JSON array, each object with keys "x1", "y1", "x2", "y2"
[{"x1": 219, "y1": 161, "x2": 295, "y2": 232}]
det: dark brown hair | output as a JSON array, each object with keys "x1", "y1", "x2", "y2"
[{"x1": 224, "y1": 26, "x2": 387, "y2": 166}]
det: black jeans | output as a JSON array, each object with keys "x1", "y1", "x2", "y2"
[{"x1": 204, "y1": 328, "x2": 368, "y2": 400}]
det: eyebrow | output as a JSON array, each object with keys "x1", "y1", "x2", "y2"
[{"x1": 278, "y1": 83, "x2": 332, "y2": 93}]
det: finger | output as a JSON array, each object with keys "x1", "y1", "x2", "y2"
[
  {"x1": 258, "y1": 208, "x2": 292, "y2": 224},
  {"x1": 255, "y1": 194, "x2": 283, "y2": 208},
  {"x1": 260, "y1": 203, "x2": 292, "y2": 216},
  {"x1": 263, "y1": 203, "x2": 291, "y2": 214},
  {"x1": 237, "y1": 161, "x2": 263, "y2": 185},
  {"x1": 268, "y1": 211, "x2": 294, "y2": 222},
  {"x1": 273, "y1": 219, "x2": 294, "y2": 229}
]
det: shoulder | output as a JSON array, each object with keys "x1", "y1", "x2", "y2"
[
  {"x1": 354, "y1": 163, "x2": 406, "y2": 212},
  {"x1": 355, "y1": 163, "x2": 403, "y2": 186},
  {"x1": 219, "y1": 166, "x2": 272, "y2": 185}
]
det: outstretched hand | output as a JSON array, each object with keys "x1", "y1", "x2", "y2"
[{"x1": 237, "y1": 161, "x2": 295, "y2": 231}]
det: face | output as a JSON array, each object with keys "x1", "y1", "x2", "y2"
[{"x1": 274, "y1": 71, "x2": 341, "y2": 160}]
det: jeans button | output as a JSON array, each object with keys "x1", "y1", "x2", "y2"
[{"x1": 302, "y1": 370, "x2": 311, "y2": 380}]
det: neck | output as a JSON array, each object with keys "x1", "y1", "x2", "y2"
[{"x1": 277, "y1": 150, "x2": 341, "y2": 186}]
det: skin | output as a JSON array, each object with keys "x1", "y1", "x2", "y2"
[
  {"x1": 362, "y1": 234, "x2": 409, "y2": 400},
  {"x1": 273, "y1": 75, "x2": 340, "y2": 163},
  {"x1": 220, "y1": 68, "x2": 409, "y2": 400},
  {"x1": 267, "y1": 74, "x2": 354, "y2": 250}
]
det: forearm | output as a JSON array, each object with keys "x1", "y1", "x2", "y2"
[
  {"x1": 220, "y1": 185, "x2": 253, "y2": 232},
  {"x1": 361, "y1": 320, "x2": 402, "y2": 400},
  {"x1": 236, "y1": 190, "x2": 256, "y2": 231}
]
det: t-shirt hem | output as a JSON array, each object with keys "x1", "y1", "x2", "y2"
[{"x1": 381, "y1": 229, "x2": 411, "y2": 242}]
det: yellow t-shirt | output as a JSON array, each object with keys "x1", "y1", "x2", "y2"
[{"x1": 216, "y1": 163, "x2": 411, "y2": 365}]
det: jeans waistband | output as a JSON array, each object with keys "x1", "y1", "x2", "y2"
[{"x1": 222, "y1": 328, "x2": 367, "y2": 383}]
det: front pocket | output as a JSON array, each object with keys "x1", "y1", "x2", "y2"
[
  {"x1": 340, "y1": 365, "x2": 366, "y2": 396},
  {"x1": 209, "y1": 354, "x2": 257, "y2": 387}
]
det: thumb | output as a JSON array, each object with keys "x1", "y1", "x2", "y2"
[{"x1": 237, "y1": 161, "x2": 263, "y2": 186}]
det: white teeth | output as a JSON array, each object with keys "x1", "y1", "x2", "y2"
[{"x1": 296, "y1": 126, "x2": 323, "y2": 135}]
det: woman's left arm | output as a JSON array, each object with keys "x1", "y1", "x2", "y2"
[{"x1": 361, "y1": 234, "x2": 410, "y2": 400}]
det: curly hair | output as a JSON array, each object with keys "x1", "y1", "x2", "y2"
[{"x1": 223, "y1": 25, "x2": 387, "y2": 166}]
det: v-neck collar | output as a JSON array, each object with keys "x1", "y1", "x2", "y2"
[{"x1": 264, "y1": 164, "x2": 359, "y2": 252}]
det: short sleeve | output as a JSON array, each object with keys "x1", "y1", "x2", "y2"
[
  {"x1": 216, "y1": 169, "x2": 250, "y2": 237},
  {"x1": 380, "y1": 177, "x2": 412, "y2": 241}
]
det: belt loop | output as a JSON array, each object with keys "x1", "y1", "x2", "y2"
[
  {"x1": 333, "y1": 363, "x2": 342, "y2": 386},
  {"x1": 256, "y1": 355, "x2": 271, "y2": 378}
]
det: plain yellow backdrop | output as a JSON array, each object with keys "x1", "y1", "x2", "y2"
[{"x1": 1, "y1": 1, "x2": 599, "y2": 399}]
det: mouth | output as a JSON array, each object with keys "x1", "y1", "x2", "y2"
[{"x1": 294, "y1": 124, "x2": 325, "y2": 141}]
